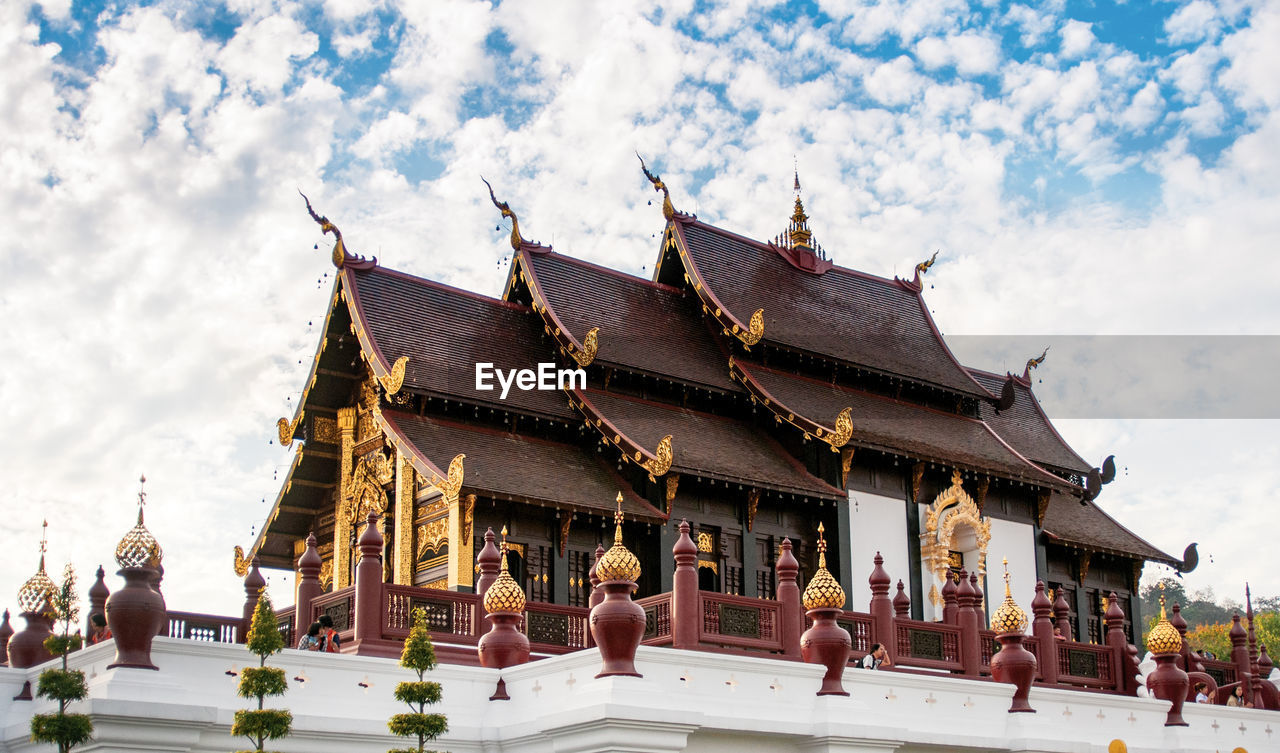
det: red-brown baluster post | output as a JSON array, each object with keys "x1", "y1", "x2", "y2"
[
  {"x1": 868, "y1": 552, "x2": 894, "y2": 662},
  {"x1": 957, "y1": 571, "x2": 982, "y2": 677},
  {"x1": 475, "y1": 528, "x2": 501, "y2": 607},
  {"x1": 1170, "y1": 603, "x2": 1190, "y2": 672},
  {"x1": 1247, "y1": 588, "x2": 1264, "y2": 707},
  {"x1": 1053, "y1": 588, "x2": 1072, "y2": 639},
  {"x1": 239, "y1": 557, "x2": 265, "y2": 643},
  {"x1": 295, "y1": 532, "x2": 322, "y2": 640},
  {"x1": 1228, "y1": 613, "x2": 1251, "y2": 705},
  {"x1": 1104, "y1": 592, "x2": 1132, "y2": 694},
  {"x1": 1031, "y1": 581, "x2": 1058, "y2": 685},
  {"x1": 86, "y1": 565, "x2": 110, "y2": 638},
  {"x1": 352, "y1": 511, "x2": 384, "y2": 650},
  {"x1": 0, "y1": 610, "x2": 12, "y2": 666},
  {"x1": 893, "y1": 580, "x2": 910, "y2": 619},
  {"x1": 672, "y1": 520, "x2": 699, "y2": 650},
  {"x1": 586, "y1": 543, "x2": 605, "y2": 648},
  {"x1": 941, "y1": 574, "x2": 958, "y2": 625},
  {"x1": 776, "y1": 537, "x2": 802, "y2": 658}
]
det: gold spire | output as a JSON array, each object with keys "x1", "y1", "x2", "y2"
[
  {"x1": 775, "y1": 168, "x2": 824, "y2": 258},
  {"x1": 1146, "y1": 583, "x2": 1183, "y2": 654},
  {"x1": 483, "y1": 525, "x2": 526, "y2": 614},
  {"x1": 802, "y1": 522, "x2": 846, "y2": 610},
  {"x1": 990, "y1": 557, "x2": 1028, "y2": 634},
  {"x1": 115, "y1": 474, "x2": 163, "y2": 569},
  {"x1": 16, "y1": 521, "x2": 57, "y2": 614},
  {"x1": 596, "y1": 492, "x2": 641, "y2": 582}
]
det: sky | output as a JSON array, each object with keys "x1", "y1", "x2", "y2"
[{"x1": 1, "y1": 0, "x2": 1277, "y2": 619}]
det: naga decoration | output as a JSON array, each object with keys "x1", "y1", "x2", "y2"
[
  {"x1": 637, "y1": 152, "x2": 675, "y2": 221},
  {"x1": 740, "y1": 308, "x2": 765, "y2": 346},
  {"x1": 276, "y1": 411, "x2": 303, "y2": 448},
  {"x1": 570, "y1": 327, "x2": 600, "y2": 368},
  {"x1": 300, "y1": 191, "x2": 374, "y2": 269},
  {"x1": 912, "y1": 250, "x2": 939, "y2": 285},
  {"x1": 641, "y1": 435, "x2": 673, "y2": 482},
  {"x1": 428, "y1": 453, "x2": 466, "y2": 503},
  {"x1": 1024, "y1": 346, "x2": 1049, "y2": 379},
  {"x1": 482, "y1": 176, "x2": 532, "y2": 251},
  {"x1": 820, "y1": 407, "x2": 854, "y2": 449},
  {"x1": 378, "y1": 355, "x2": 409, "y2": 397},
  {"x1": 233, "y1": 545, "x2": 250, "y2": 577}
]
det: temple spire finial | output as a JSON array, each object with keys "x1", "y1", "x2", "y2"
[
  {"x1": 39, "y1": 519, "x2": 48, "y2": 572},
  {"x1": 776, "y1": 164, "x2": 823, "y2": 258},
  {"x1": 482, "y1": 176, "x2": 532, "y2": 251},
  {"x1": 637, "y1": 153, "x2": 675, "y2": 221}
]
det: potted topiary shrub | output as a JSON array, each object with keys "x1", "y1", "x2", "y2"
[
  {"x1": 30, "y1": 563, "x2": 94, "y2": 753},
  {"x1": 388, "y1": 607, "x2": 448, "y2": 753},
  {"x1": 231, "y1": 592, "x2": 292, "y2": 752}
]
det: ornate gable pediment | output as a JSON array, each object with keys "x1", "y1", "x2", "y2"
[{"x1": 921, "y1": 470, "x2": 992, "y2": 588}]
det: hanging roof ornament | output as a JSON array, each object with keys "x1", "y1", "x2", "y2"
[
  {"x1": 114, "y1": 474, "x2": 163, "y2": 569},
  {"x1": 483, "y1": 526, "x2": 527, "y2": 614},
  {"x1": 16, "y1": 520, "x2": 57, "y2": 614},
  {"x1": 637, "y1": 153, "x2": 675, "y2": 221},
  {"x1": 596, "y1": 493, "x2": 641, "y2": 582},
  {"x1": 300, "y1": 191, "x2": 376, "y2": 270},
  {"x1": 1146, "y1": 583, "x2": 1183, "y2": 654},
  {"x1": 802, "y1": 522, "x2": 846, "y2": 610},
  {"x1": 989, "y1": 557, "x2": 1028, "y2": 634},
  {"x1": 482, "y1": 176, "x2": 537, "y2": 252}
]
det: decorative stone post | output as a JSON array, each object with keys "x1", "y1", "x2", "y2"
[
  {"x1": 671, "y1": 519, "x2": 699, "y2": 651},
  {"x1": 868, "y1": 552, "x2": 894, "y2": 662},
  {"x1": 1229, "y1": 613, "x2": 1250, "y2": 706},
  {"x1": 589, "y1": 494, "x2": 645, "y2": 678},
  {"x1": 86, "y1": 565, "x2": 110, "y2": 638},
  {"x1": 0, "y1": 609, "x2": 13, "y2": 666},
  {"x1": 10, "y1": 540, "x2": 58, "y2": 698},
  {"x1": 106, "y1": 477, "x2": 167, "y2": 670},
  {"x1": 295, "y1": 532, "x2": 323, "y2": 640},
  {"x1": 478, "y1": 527, "x2": 530, "y2": 700},
  {"x1": 353, "y1": 511, "x2": 384, "y2": 648},
  {"x1": 239, "y1": 556, "x2": 266, "y2": 643},
  {"x1": 1104, "y1": 592, "x2": 1133, "y2": 695},
  {"x1": 776, "y1": 537, "x2": 802, "y2": 658},
  {"x1": 956, "y1": 569, "x2": 981, "y2": 677},
  {"x1": 800, "y1": 524, "x2": 849, "y2": 696},
  {"x1": 941, "y1": 574, "x2": 958, "y2": 625},
  {"x1": 475, "y1": 527, "x2": 501, "y2": 606},
  {"x1": 892, "y1": 580, "x2": 910, "y2": 619},
  {"x1": 1146, "y1": 585, "x2": 1189, "y2": 726},
  {"x1": 1053, "y1": 588, "x2": 1072, "y2": 640},
  {"x1": 1031, "y1": 581, "x2": 1058, "y2": 685},
  {"x1": 989, "y1": 559, "x2": 1036, "y2": 713}
]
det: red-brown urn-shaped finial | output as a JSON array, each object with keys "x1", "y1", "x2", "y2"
[
  {"x1": 800, "y1": 524, "x2": 850, "y2": 696},
  {"x1": 106, "y1": 477, "x2": 166, "y2": 670},
  {"x1": 478, "y1": 526, "x2": 530, "y2": 700},
  {"x1": 989, "y1": 559, "x2": 1036, "y2": 713},
  {"x1": 294, "y1": 532, "x2": 322, "y2": 641},
  {"x1": 892, "y1": 580, "x2": 910, "y2": 619},
  {"x1": 941, "y1": 573, "x2": 959, "y2": 625},
  {"x1": 0, "y1": 609, "x2": 13, "y2": 666},
  {"x1": 475, "y1": 527, "x2": 501, "y2": 605},
  {"x1": 86, "y1": 565, "x2": 110, "y2": 637},
  {"x1": 1052, "y1": 586, "x2": 1072, "y2": 638},
  {"x1": 776, "y1": 537, "x2": 802, "y2": 657},
  {"x1": 589, "y1": 493, "x2": 645, "y2": 678},
  {"x1": 1031, "y1": 581, "x2": 1059, "y2": 685},
  {"x1": 10, "y1": 522, "x2": 57, "y2": 680},
  {"x1": 1146, "y1": 584, "x2": 1189, "y2": 726},
  {"x1": 671, "y1": 519, "x2": 699, "y2": 650}
]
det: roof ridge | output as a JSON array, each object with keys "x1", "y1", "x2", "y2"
[
  {"x1": 358, "y1": 265, "x2": 531, "y2": 313},
  {"x1": 531, "y1": 247, "x2": 684, "y2": 294}
]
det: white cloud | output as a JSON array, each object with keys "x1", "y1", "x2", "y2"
[
  {"x1": 1118, "y1": 80, "x2": 1164, "y2": 130},
  {"x1": 863, "y1": 55, "x2": 925, "y2": 106},
  {"x1": 1059, "y1": 19, "x2": 1095, "y2": 60},
  {"x1": 1219, "y1": 3, "x2": 1280, "y2": 111},
  {"x1": 1164, "y1": 0, "x2": 1221, "y2": 45},
  {"x1": 915, "y1": 31, "x2": 1001, "y2": 75}
]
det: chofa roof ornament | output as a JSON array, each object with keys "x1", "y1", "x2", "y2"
[
  {"x1": 300, "y1": 191, "x2": 376, "y2": 270},
  {"x1": 482, "y1": 176, "x2": 538, "y2": 252},
  {"x1": 638, "y1": 153, "x2": 675, "y2": 221}
]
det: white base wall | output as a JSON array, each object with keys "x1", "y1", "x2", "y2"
[
  {"x1": 2, "y1": 637, "x2": 1277, "y2": 753},
  {"x1": 847, "y1": 489, "x2": 910, "y2": 613}
]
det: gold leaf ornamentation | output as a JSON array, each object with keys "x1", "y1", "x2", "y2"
[
  {"x1": 378, "y1": 356, "x2": 409, "y2": 397},
  {"x1": 417, "y1": 518, "x2": 449, "y2": 557},
  {"x1": 429, "y1": 453, "x2": 465, "y2": 502},
  {"x1": 665, "y1": 473, "x2": 680, "y2": 516},
  {"x1": 737, "y1": 308, "x2": 764, "y2": 346},
  {"x1": 319, "y1": 560, "x2": 333, "y2": 590},
  {"x1": 824, "y1": 407, "x2": 853, "y2": 448},
  {"x1": 642, "y1": 434, "x2": 673, "y2": 482},
  {"x1": 277, "y1": 411, "x2": 303, "y2": 447},
  {"x1": 572, "y1": 327, "x2": 600, "y2": 367},
  {"x1": 233, "y1": 545, "x2": 250, "y2": 577}
]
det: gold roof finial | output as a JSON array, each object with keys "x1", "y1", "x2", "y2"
[
  {"x1": 482, "y1": 176, "x2": 531, "y2": 252},
  {"x1": 115, "y1": 473, "x2": 163, "y2": 569},
  {"x1": 802, "y1": 522, "x2": 846, "y2": 610},
  {"x1": 1147, "y1": 582, "x2": 1183, "y2": 654},
  {"x1": 776, "y1": 165, "x2": 822, "y2": 257},
  {"x1": 637, "y1": 153, "x2": 675, "y2": 221},
  {"x1": 17, "y1": 522, "x2": 57, "y2": 613},
  {"x1": 989, "y1": 557, "x2": 1028, "y2": 634},
  {"x1": 596, "y1": 491, "x2": 641, "y2": 583},
  {"x1": 484, "y1": 524, "x2": 526, "y2": 614}
]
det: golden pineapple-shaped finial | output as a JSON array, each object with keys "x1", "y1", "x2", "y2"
[
  {"x1": 596, "y1": 491, "x2": 641, "y2": 582},
  {"x1": 483, "y1": 524, "x2": 526, "y2": 614},
  {"x1": 990, "y1": 556, "x2": 1028, "y2": 634},
  {"x1": 802, "y1": 522, "x2": 846, "y2": 610}
]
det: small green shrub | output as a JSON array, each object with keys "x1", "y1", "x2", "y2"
[
  {"x1": 388, "y1": 608, "x2": 448, "y2": 753},
  {"x1": 30, "y1": 563, "x2": 94, "y2": 753},
  {"x1": 233, "y1": 593, "x2": 292, "y2": 752}
]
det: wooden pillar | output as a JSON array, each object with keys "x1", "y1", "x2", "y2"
[
  {"x1": 956, "y1": 570, "x2": 981, "y2": 677},
  {"x1": 393, "y1": 453, "x2": 415, "y2": 585},
  {"x1": 868, "y1": 552, "x2": 894, "y2": 662},
  {"x1": 658, "y1": 518, "x2": 678, "y2": 594},
  {"x1": 295, "y1": 532, "x2": 323, "y2": 640},
  {"x1": 334, "y1": 406, "x2": 356, "y2": 590},
  {"x1": 353, "y1": 511, "x2": 384, "y2": 648},
  {"x1": 553, "y1": 515, "x2": 570, "y2": 606},
  {"x1": 1105, "y1": 591, "x2": 1131, "y2": 695},
  {"x1": 941, "y1": 574, "x2": 958, "y2": 625},
  {"x1": 672, "y1": 520, "x2": 699, "y2": 650},
  {"x1": 835, "y1": 497, "x2": 853, "y2": 598},
  {"x1": 239, "y1": 557, "x2": 265, "y2": 643},
  {"x1": 776, "y1": 537, "x2": 802, "y2": 658},
  {"x1": 86, "y1": 565, "x2": 110, "y2": 637},
  {"x1": 475, "y1": 528, "x2": 500, "y2": 607},
  {"x1": 1031, "y1": 581, "x2": 1059, "y2": 685}
]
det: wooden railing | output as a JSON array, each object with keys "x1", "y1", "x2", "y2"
[
  {"x1": 698, "y1": 591, "x2": 782, "y2": 653},
  {"x1": 523, "y1": 601, "x2": 589, "y2": 654},
  {"x1": 979, "y1": 630, "x2": 1042, "y2": 679},
  {"x1": 1056, "y1": 641, "x2": 1116, "y2": 689},
  {"x1": 275, "y1": 606, "x2": 296, "y2": 648},
  {"x1": 1199, "y1": 658, "x2": 1238, "y2": 688},
  {"x1": 311, "y1": 586, "x2": 356, "y2": 644},
  {"x1": 384, "y1": 584, "x2": 479, "y2": 644},
  {"x1": 638, "y1": 593, "x2": 673, "y2": 646},
  {"x1": 167, "y1": 611, "x2": 239, "y2": 643},
  {"x1": 893, "y1": 618, "x2": 963, "y2": 672}
]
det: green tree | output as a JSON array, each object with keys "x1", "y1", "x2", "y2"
[
  {"x1": 30, "y1": 563, "x2": 93, "y2": 753},
  {"x1": 1185, "y1": 612, "x2": 1279, "y2": 663},
  {"x1": 388, "y1": 608, "x2": 448, "y2": 753},
  {"x1": 231, "y1": 593, "x2": 292, "y2": 753}
]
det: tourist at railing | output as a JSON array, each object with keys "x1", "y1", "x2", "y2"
[
  {"x1": 318, "y1": 614, "x2": 341, "y2": 652},
  {"x1": 88, "y1": 613, "x2": 111, "y2": 645},
  {"x1": 1226, "y1": 685, "x2": 1245, "y2": 707},
  {"x1": 1194, "y1": 682, "x2": 1210, "y2": 703},
  {"x1": 297, "y1": 621, "x2": 322, "y2": 651},
  {"x1": 860, "y1": 642, "x2": 890, "y2": 670}
]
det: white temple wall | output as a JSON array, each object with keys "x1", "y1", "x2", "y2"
[
  {"x1": 847, "y1": 488, "x2": 909, "y2": 612},
  {"x1": 986, "y1": 517, "x2": 1038, "y2": 623}
]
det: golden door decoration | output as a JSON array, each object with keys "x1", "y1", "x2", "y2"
[{"x1": 920, "y1": 469, "x2": 991, "y2": 606}]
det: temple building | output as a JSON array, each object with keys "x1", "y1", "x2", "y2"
[{"x1": 248, "y1": 168, "x2": 1194, "y2": 646}]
